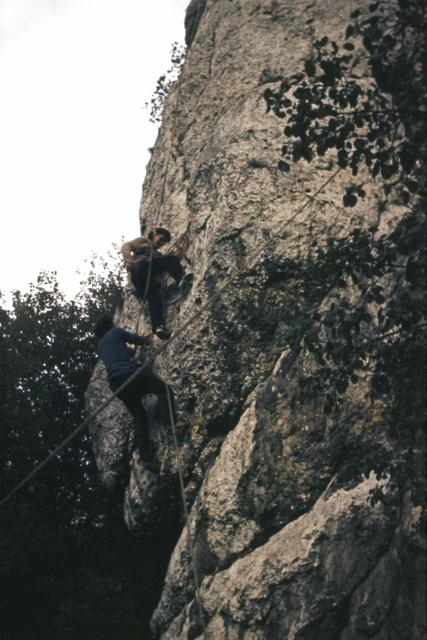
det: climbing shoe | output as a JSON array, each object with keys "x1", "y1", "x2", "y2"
[
  {"x1": 153, "y1": 324, "x2": 171, "y2": 340},
  {"x1": 179, "y1": 273, "x2": 194, "y2": 289},
  {"x1": 179, "y1": 272, "x2": 194, "y2": 294}
]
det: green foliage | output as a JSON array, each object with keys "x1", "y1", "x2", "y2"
[
  {"x1": 280, "y1": 213, "x2": 425, "y2": 418},
  {"x1": 0, "y1": 252, "x2": 156, "y2": 638},
  {"x1": 145, "y1": 42, "x2": 186, "y2": 124},
  {"x1": 264, "y1": 0, "x2": 426, "y2": 207},
  {"x1": 263, "y1": 0, "x2": 426, "y2": 428}
]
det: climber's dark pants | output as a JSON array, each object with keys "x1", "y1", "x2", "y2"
[
  {"x1": 110, "y1": 369, "x2": 176, "y2": 457},
  {"x1": 132, "y1": 256, "x2": 184, "y2": 328}
]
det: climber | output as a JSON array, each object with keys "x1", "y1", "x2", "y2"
[
  {"x1": 94, "y1": 313, "x2": 176, "y2": 470},
  {"x1": 121, "y1": 227, "x2": 186, "y2": 340}
]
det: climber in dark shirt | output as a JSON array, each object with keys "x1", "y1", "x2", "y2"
[{"x1": 95, "y1": 313, "x2": 175, "y2": 469}]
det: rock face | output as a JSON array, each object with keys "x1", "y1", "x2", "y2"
[{"x1": 87, "y1": 0, "x2": 426, "y2": 638}]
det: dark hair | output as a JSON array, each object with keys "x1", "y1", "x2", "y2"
[
  {"x1": 94, "y1": 313, "x2": 114, "y2": 339},
  {"x1": 148, "y1": 227, "x2": 171, "y2": 242}
]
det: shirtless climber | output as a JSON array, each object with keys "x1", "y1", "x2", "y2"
[
  {"x1": 121, "y1": 227, "x2": 185, "y2": 340},
  {"x1": 94, "y1": 313, "x2": 176, "y2": 471}
]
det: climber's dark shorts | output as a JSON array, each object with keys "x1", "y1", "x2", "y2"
[{"x1": 110, "y1": 369, "x2": 167, "y2": 406}]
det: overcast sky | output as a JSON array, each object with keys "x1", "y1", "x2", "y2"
[{"x1": 0, "y1": 0, "x2": 189, "y2": 302}]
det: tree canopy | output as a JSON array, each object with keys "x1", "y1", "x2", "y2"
[{"x1": 0, "y1": 254, "x2": 157, "y2": 639}]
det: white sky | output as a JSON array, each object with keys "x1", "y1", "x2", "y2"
[{"x1": 0, "y1": 0, "x2": 189, "y2": 301}]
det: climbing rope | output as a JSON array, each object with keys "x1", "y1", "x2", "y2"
[
  {"x1": 0, "y1": 362, "x2": 153, "y2": 510},
  {"x1": 0, "y1": 166, "x2": 342, "y2": 513},
  {"x1": 165, "y1": 383, "x2": 208, "y2": 638}
]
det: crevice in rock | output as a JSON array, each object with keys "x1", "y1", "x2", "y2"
[
  {"x1": 185, "y1": 0, "x2": 207, "y2": 49},
  {"x1": 207, "y1": 12, "x2": 218, "y2": 79},
  {"x1": 336, "y1": 543, "x2": 397, "y2": 640}
]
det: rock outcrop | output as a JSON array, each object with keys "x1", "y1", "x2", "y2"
[{"x1": 87, "y1": 0, "x2": 426, "y2": 638}]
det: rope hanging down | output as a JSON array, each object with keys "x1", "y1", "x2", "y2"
[
  {"x1": 165, "y1": 383, "x2": 208, "y2": 638},
  {"x1": 0, "y1": 166, "x2": 342, "y2": 514}
]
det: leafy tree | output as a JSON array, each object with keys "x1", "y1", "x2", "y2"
[
  {"x1": 145, "y1": 42, "x2": 186, "y2": 124},
  {"x1": 0, "y1": 252, "x2": 159, "y2": 639},
  {"x1": 263, "y1": 0, "x2": 426, "y2": 435}
]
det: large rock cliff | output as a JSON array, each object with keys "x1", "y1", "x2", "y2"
[{"x1": 87, "y1": 1, "x2": 425, "y2": 638}]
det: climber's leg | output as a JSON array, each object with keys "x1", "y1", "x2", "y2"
[
  {"x1": 132, "y1": 261, "x2": 166, "y2": 331},
  {"x1": 146, "y1": 283, "x2": 165, "y2": 329},
  {"x1": 110, "y1": 374, "x2": 152, "y2": 461},
  {"x1": 147, "y1": 257, "x2": 186, "y2": 338},
  {"x1": 132, "y1": 261, "x2": 151, "y2": 298},
  {"x1": 131, "y1": 369, "x2": 177, "y2": 427},
  {"x1": 126, "y1": 400, "x2": 152, "y2": 460},
  {"x1": 133, "y1": 256, "x2": 184, "y2": 291}
]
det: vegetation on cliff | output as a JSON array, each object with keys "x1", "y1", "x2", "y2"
[{"x1": 264, "y1": 0, "x2": 425, "y2": 446}]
